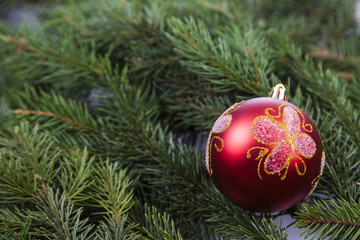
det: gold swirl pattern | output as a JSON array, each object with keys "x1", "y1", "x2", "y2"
[
  {"x1": 293, "y1": 156, "x2": 307, "y2": 176},
  {"x1": 225, "y1": 101, "x2": 243, "y2": 114},
  {"x1": 295, "y1": 109, "x2": 313, "y2": 132},
  {"x1": 265, "y1": 104, "x2": 287, "y2": 119},
  {"x1": 206, "y1": 102, "x2": 243, "y2": 175},
  {"x1": 307, "y1": 175, "x2": 320, "y2": 197},
  {"x1": 247, "y1": 147, "x2": 269, "y2": 180},
  {"x1": 306, "y1": 150, "x2": 325, "y2": 196}
]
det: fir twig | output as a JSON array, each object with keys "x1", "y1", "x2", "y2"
[{"x1": 295, "y1": 198, "x2": 360, "y2": 239}]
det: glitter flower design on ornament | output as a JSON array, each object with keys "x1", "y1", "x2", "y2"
[
  {"x1": 206, "y1": 102, "x2": 242, "y2": 174},
  {"x1": 248, "y1": 105, "x2": 317, "y2": 180}
]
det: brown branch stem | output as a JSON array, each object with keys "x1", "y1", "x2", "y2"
[
  {"x1": 1, "y1": 34, "x2": 103, "y2": 73},
  {"x1": 197, "y1": 0, "x2": 238, "y2": 23},
  {"x1": 61, "y1": 13, "x2": 93, "y2": 35},
  {"x1": 245, "y1": 46, "x2": 260, "y2": 81},
  {"x1": 304, "y1": 218, "x2": 360, "y2": 227},
  {"x1": 2, "y1": 35, "x2": 45, "y2": 58},
  {"x1": 310, "y1": 49, "x2": 360, "y2": 65},
  {"x1": 15, "y1": 109, "x2": 93, "y2": 132}
]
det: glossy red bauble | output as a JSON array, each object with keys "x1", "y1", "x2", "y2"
[{"x1": 205, "y1": 97, "x2": 325, "y2": 212}]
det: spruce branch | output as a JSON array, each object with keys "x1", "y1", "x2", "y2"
[
  {"x1": 95, "y1": 214, "x2": 140, "y2": 240},
  {"x1": 206, "y1": 192, "x2": 287, "y2": 240},
  {"x1": 58, "y1": 149, "x2": 95, "y2": 202},
  {"x1": 31, "y1": 186, "x2": 94, "y2": 240},
  {"x1": 0, "y1": 207, "x2": 32, "y2": 236},
  {"x1": 161, "y1": 94, "x2": 234, "y2": 131},
  {"x1": 0, "y1": 217, "x2": 32, "y2": 240},
  {"x1": 0, "y1": 121, "x2": 60, "y2": 203},
  {"x1": 7, "y1": 85, "x2": 106, "y2": 151},
  {"x1": 1, "y1": 186, "x2": 95, "y2": 239},
  {"x1": 317, "y1": 115, "x2": 360, "y2": 200},
  {"x1": 295, "y1": 198, "x2": 360, "y2": 239},
  {"x1": 140, "y1": 205, "x2": 183, "y2": 240},
  {"x1": 90, "y1": 160, "x2": 140, "y2": 239},
  {"x1": 90, "y1": 160, "x2": 134, "y2": 215},
  {"x1": 166, "y1": 16, "x2": 275, "y2": 95}
]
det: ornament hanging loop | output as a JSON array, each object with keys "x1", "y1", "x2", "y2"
[{"x1": 270, "y1": 84, "x2": 287, "y2": 101}]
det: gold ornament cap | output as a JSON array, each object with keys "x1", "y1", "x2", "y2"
[{"x1": 270, "y1": 84, "x2": 287, "y2": 100}]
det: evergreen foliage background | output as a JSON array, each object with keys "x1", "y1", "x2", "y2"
[{"x1": 0, "y1": 0, "x2": 359, "y2": 239}]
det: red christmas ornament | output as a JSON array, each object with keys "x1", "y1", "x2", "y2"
[{"x1": 205, "y1": 84, "x2": 325, "y2": 212}]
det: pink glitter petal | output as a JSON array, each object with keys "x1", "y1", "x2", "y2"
[
  {"x1": 284, "y1": 106, "x2": 300, "y2": 135},
  {"x1": 253, "y1": 117, "x2": 287, "y2": 144},
  {"x1": 205, "y1": 134, "x2": 211, "y2": 173},
  {"x1": 265, "y1": 142, "x2": 291, "y2": 173},
  {"x1": 320, "y1": 150, "x2": 325, "y2": 175},
  {"x1": 212, "y1": 114, "x2": 232, "y2": 133},
  {"x1": 294, "y1": 133, "x2": 316, "y2": 158}
]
